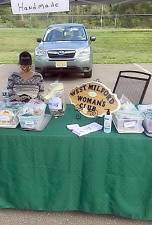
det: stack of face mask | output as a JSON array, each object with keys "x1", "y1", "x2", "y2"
[{"x1": 67, "y1": 122, "x2": 103, "y2": 137}]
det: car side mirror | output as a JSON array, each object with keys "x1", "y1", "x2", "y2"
[
  {"x1": 90, "y1": 36, "x2": 96, "y2": 42},
  {"x1": 37, "y1": 38, "x2": 42, "y2": 43}
]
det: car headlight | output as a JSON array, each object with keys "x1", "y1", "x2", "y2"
[
  {"x1": 76, "y1": 47, "x2": 90, "y2": 57},
  {"x1": 35, "y1": 48, "x2": 47, "y2": 56}
]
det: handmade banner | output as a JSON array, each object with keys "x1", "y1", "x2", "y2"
[
  {"x1": 69, "y1": 81, "x2": 120, "y2": 118},
  {"x1": 11, "y1": 0, "x2": 69, "y2": 14}
]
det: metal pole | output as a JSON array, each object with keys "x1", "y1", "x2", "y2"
[
  {"x1": 114, "y1": 14, "x2": 117, "y2": 28},
  {"x1": 100, "y1": 4, "x2": 104, "y2": 28}
]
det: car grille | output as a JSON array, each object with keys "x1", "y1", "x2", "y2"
[{"x1": 48, "y1": 50, "x2": 75, "y2": 59}]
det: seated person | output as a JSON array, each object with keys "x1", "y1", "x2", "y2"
[
  {"x1": 51, "y1": 29, "x2": 63, "y2": 41},
  {"x1": 7, "y1": 51, "x2": 44, "y2": 102},
  {"x1": 71, "y1": 30, "x2": 82, "y2": 40}
]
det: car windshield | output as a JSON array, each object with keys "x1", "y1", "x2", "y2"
[{"x1": 44, "y1": 26, "x2": 87, "y2": 42}]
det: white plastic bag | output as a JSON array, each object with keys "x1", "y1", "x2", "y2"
[{"x1": 43, "y1": 82, "x2": 66, "y2": 117}]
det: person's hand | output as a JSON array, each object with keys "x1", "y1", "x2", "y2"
[
  {"x1": 19, "y1": 94, "x2": 31, "y2": 102},
  {"x1": 17, "y1": 95, "x2": 21, "y2": 101},
  {"x1": 11, "y1": 95, "x2": 21, "y2": 102}
]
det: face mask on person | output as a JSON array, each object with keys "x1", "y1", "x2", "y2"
[{"x1": 20, "y1": 65, "x2": 32, "y2": 72}]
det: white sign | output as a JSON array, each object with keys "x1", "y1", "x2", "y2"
[{"x1": 11, "y1": 0, "x2": 69, "y2": 14}]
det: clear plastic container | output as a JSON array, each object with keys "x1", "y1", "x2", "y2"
[
  {"x1": 113, "y1": 112, "x2": 144, "y2": 133},
  {"x1": 42, "y1": 82, "x2": 66, "y2": 118},
  {"x1": 48, "y1": 96, "x2": 66, "y2": 117},
  {"x1": 143, "y1": 112, "x2": 152, "y2": 133},
  {"x1": 138, "y1": 106, "x2": 152, "y2": 133},
  {"x1": 0, "y1": 99, "x2": 21, "y2": 127},
  {"x1": 18, "y1": 99, "x2": 46, "y2": 129},
  {"x1": 2, "y1": 89, "x2": 10, "y2": 107},
  {"x1": 21, "y1": 99, "x2": 46, "y2": 115},
  {"x1": 0, "y1": 108, "x2": 19, "y2": 127},
  {"x1": 18, "y1": 114, "x2": 44, "y2": 129}
]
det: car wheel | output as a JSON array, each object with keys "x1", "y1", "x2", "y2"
[{"x1": 84, "y1": 70, "x2": 92, "y2": 78}]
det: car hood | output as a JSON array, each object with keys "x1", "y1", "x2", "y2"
[{"x1": 38, "y1": 41, "x2": 89, "y2": 50}]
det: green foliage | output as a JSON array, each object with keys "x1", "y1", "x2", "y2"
[
  {"x1": 111, "y1": 0, "x2": 152, "y2": 14},
  {"x1": 0, "y1": 28, "x2": 152, "y2": 64},
  {"x1": 0, "y1": 2, "x2": 152, "y2": 64},
  {"x1": 0, "y1": 2, "x2": 152, "y2": 28}
]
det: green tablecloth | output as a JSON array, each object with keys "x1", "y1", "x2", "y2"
[{"x1": 0, "y1": 104, "x2": 152, "y2": 220}]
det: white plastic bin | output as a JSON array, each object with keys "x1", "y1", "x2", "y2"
[
  {"x1": 113, "y1": 112, "x2": 144, "y2": 133},
  {"x1": 18, "y1": 114, "x2": 44, "y2": 129},
  {"x1": 143, "y1": 112, "x2": 152, "y2": 133}
]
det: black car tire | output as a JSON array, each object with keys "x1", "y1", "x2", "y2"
[{"x1": 84, "y1": 70, "x2": 92, "y2": 78}]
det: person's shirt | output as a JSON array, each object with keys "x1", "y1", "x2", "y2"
[{"x1": 7, "y1": 71, "x2": 44, "y2": 102}]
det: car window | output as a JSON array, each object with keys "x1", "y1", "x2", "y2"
[{"x1": 44, "y1": 26, "x2": 87, "y2": 42}]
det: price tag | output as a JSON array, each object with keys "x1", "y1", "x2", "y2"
[
  {"x1": 123, "y1": 120, "x2": 137, "y2": 128},
  {"x1": 0, "y1": 115, "x2": 10, "y2": 121}
]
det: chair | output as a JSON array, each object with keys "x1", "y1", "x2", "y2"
[{"x1": 113, "y1": 70, "x2": 151, "y2": 104}]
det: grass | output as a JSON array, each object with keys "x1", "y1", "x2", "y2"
[{"x1": 0, "y1": 28, "x2": 152, "y2": 64}]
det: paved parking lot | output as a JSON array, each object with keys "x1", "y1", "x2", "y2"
[{"x1": 0, "y1": 63, "x2": 151, "y2": 103}]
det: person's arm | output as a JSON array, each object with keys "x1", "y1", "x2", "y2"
[
  {"x1": 38, "y1": 74, "x2": 44, "y2": 92},
  {"x1": 32, "y1": 72, "x2": 44, "y2": 100},
  {"x1": 7, "y1": 74, "x2": 15, "y2": 96},
  {"x1": 7, "y1": 73, "x2": 20, "y2": 101}
]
